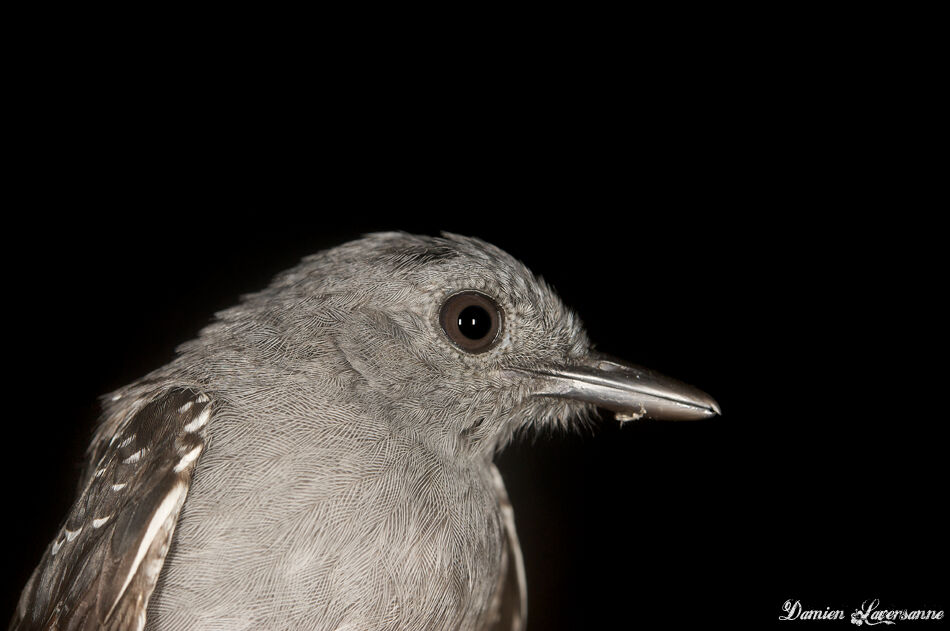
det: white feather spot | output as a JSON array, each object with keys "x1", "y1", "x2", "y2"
[
  {"x1": 173, "y1": 445, "x2": 203, "y2": 473},
  {"x1": 111, "y1": 393, "x2": 123, "y2": 401},
  {"x1": 114, "y1": 482, "x2": 186, "y2": 612},
  {"x1": 94, "y1": 468, "x2": 106, "y2": 478},
  {"x1": 64, "y1": 527, "x2": 82, "y2": 541},
  {"x1": 123, "y1": 449, "x2": 144, "y2": 464},
  {"x1": 178, "y1": 401, "x2": 194, "y2": 413},
  {"x1": 118, "y1": 434, "x2": 135, "y2": 448},
  {"x1": 93, "y1": 515, "x2": 112, "y2": 528},
  {"x1": 51, "y1": 538, "x2": 64, "y2": 555},
  {"x1": 183, "y1": 408, "x2": 211, "y2": 433},
  {"x1": 196, "y1": 393, "x2": 210, "y2": 403},
  {"x1": 111, "y1": 483, "x2": 127, "y2": 491}
]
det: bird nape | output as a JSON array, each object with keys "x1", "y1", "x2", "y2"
[{"x1": 10, "y1": 232, "x2": 719, "y2": 631}]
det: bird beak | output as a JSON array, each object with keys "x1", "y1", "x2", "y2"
[{"x1": 520, "y1": 353, "x2": 720, "y2": 421}]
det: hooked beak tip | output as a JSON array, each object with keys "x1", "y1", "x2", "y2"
[{"x1": 689, "y1": 391, "x2": 721, "y2": 419}]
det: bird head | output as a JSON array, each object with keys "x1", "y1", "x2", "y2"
[{"x1": 191, "y1": 232, "x2": 718, "y2": 460}]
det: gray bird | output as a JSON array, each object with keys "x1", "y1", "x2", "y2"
[{"x1": 11, "y1": 232, "x2": 719, "y2": 631}]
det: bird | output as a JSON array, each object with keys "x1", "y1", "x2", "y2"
[{"x1": 10, "y1": 231, "x2": 719, "y2": 631}]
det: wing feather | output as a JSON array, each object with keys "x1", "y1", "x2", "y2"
[
  {"x1": 483, "y1": 464, "x2": 527, "y2": 631},
  {"x1": 10, "y1": 388, "x2": 212, "y2": 631}
]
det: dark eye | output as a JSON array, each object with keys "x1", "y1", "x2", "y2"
[{"x1": 440, "y1": 291, "x2": 503, "y2": 353}]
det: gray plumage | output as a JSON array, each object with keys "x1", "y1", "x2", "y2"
[{"x1": 11, "y1": 232, "x2": 719, "y2": 631}]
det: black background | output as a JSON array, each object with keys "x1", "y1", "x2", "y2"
[{"x1": 4, "y1": 15, "x2": 945, "y2": 630}]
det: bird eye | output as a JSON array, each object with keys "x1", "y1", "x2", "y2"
[{"x1": 440, "y1": 291, "x2": 502, "y2": 353}]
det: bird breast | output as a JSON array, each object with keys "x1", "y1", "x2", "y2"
[{"x1": 146, "y1": 404, "x2": 507, "y2": 631}]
